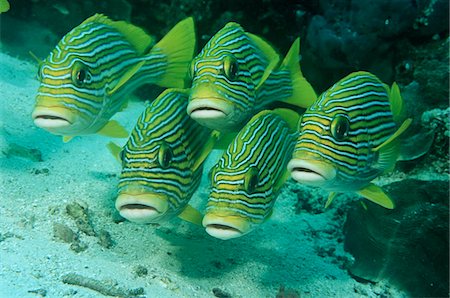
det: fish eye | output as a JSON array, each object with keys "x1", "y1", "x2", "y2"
[
  {"x1": 72, "y1": 62, "x2": 91, "y2": 87},
  {"x1": 223, "y1": 55, "x2": 239, "y2": 81},
  {"x1": 244, "y1": 166, "x2": 259, "y2": 194},
  {"x1": 158, "y1": 142, "x2": 173, "y2": 169},
  {"x1": 330, "y1": 115, "x2": 350, "y2": 141}
]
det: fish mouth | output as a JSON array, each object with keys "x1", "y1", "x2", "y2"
[
  {"x1": 115, "y1": 193, "x2": 169, "y2": 224},
  {"x1": 32, "y1": 107, "x2": 73, "y2": 129},
  {"x1": 202, "y1": 213, "x2": 250, "y2": 240},
  {"x1": 287, "y1": 159, "x2": 337, "y2": 186},
  {"x1": 187, "y1": 98, "x2": 231, "y2": 120}
]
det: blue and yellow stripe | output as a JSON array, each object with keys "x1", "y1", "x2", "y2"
[
  {"x1": 33, "y1": 14, "x2": 195, "y2": 138},
  {"x1": 289, "y1": 71, "x2": 412, "y2": 209},
  {"x1": 203, "y1": 109, "x2": 298, "y2": 239},
  {"x1": 116, "y1": 89, "x2": 213, "y2": 224}
]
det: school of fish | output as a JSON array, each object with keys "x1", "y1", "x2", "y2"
[{"x1": 31, "y1": 14, "x2": 412, "y2": 240}]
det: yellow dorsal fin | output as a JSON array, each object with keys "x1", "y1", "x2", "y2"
[
  {"x1": 62, "y1": 136, "x2": 74, "y2": 143},
  {"x1": 373, "y1": 118, "x2": 412, "y2": 152},
  {"x1": 149, "y1": 17, "x2": 196, "y2": 88},
  {"x1": 106, "y1": 141, "x2": 122, "y2": 163},
  {"x1": 272, "y1": 108, "x2": 301, "y2": 131},
  {"x1": 278, "y1": 38, "x2": 317, "y2": 109},
  {"x1": 325, "y1": 192, "x2": 338, "y2": 208},
  {"x1": 0, "y1": 0, "x2": 10, "y2": 13},
  {"x1": 177, "y1": 204, "x2": 203, "y2": 225},
  {"x1": 97, "y1": 120, "x2": 129, "y2": 138},
  {"x1": 389, "y1": 82, "x2": 406, "y2": 123},
  {"x1": 248, "y1": 33, "x2": 280, "y2": 89},
  {"x1": 192, "y1": 130, "x2": 219, "y2": 172},
  {"x1": 357, "y1": 183, "x2": 395, "y2": 209},
  {"x1": 83, "y1": 14, "x2": 154, "y2": 55}
]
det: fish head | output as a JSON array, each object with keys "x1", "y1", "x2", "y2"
[
  {"x1": 187, "y1": 53, "x2": 255, "y2": 132},
  {"x1": 187, "y1": 22, "x2": 271, "y2": 132},
  {"x1": 116, "y1": 137, "x2": 200, "y2": 223},
  {"x1": 204, "y1": 111, "x2": 296, "y2": 240},
  {"x1": 288, "y1": 72, "x2": 397, "y2": 191},
  {"x1": 203, "y1": 164, "x2": 266, "y2": 240},
  {"x1": 116, "y1": 90, "x2": 208, "y2": 223},
  {"x1": 32, "y1": 20, "x2": 121, "y2": 136}
]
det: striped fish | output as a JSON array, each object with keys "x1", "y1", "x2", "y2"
[
  {"x1": 287, "y1": 71, "x2": 412, "y2": 209},
  {"x1": 203, "y1": 109, "x2": 299, "y2": 240},
  {"x1": 114, "y1": 89, "x2": 215, "y2": 225},
  {"x1": 187, "y1": 22, "x2": 316, "y2": 132},
  {"x1": 32, "y1": 14, "x2": 195, "y2": 142}
]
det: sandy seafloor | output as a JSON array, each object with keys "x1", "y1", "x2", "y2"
[{"x1": 0, "y1": 52, "x2": 430, "y2": 298}]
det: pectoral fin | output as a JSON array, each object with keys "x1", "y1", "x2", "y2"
[
  {"x1": 178, "y1": 204, "x2": 203, "y2": 225},
  {"x1": 373, "y1": 118, "x2": 412, "y2": 173},
  {"x1": 62, "y1": 136, "x2": 74, "y2": 143},
  {"x1": 97, "y1": 120, "x2": 129, "y2": 138},
  {"x1": 106, "y1": 141, "x2": 122, "y2": 162},
  {"x1": 356, "y1": 183, "x2": 395, "y2": 209},
  {"x1": 274, "y1": 170, "x2": 291, "y2": 193},
  {"x1": 272, "y1": 108, "x2": 301, "y2": 131},
  {"x1": 373, "y1": 118, "x2": 412, "y2": 152},
  {"x1": 325, "y1": 192, "x2": 338, "y2": 208},
  {"x1": 192, "y1": 131, "x2": 220, "y2": 172},
  {"x1": 108, "y1": 60, "x2": 146, "y2": 96}
]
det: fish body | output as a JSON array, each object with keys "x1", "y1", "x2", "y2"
[
  {"x1": 287, "y1": 71, "x2": 412, "y2": 209},
  {"x1": 187, "y1": 22, "x2": 316, "y2": 132},
  {"x1": 115, "y1": 89, "x2": 214, "y2": 224},
  {"x1": 204, "y1": 109, "x2": 299, "y2": 240},
  {"x1": 32, "y1": 14, "x2": 195, "y2": 140}
]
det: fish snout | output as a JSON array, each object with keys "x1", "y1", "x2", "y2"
[
  {"x1": 287, "y1": 158, "x2": 337, "y2": 186},
  {"x1": 202, "y1": 213, "x2": 251, "y2": 240},
  {"x1": 32, "y1": 106, "x2": 74, "y2": 130},
  {"x1": 115, "y1": 193, "x2": 169, "y2": 224}
]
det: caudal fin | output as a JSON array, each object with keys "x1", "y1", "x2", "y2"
[
  {"x1": 149, "y1": 17, "x2": 196, "y2": 88},
  {"x1": 279, "y1": 38, "x2": 317, "y2": 108}
]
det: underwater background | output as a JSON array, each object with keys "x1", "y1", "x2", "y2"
[{"x1": 0, "y1": 0, "x2": 449, "y2": 297}]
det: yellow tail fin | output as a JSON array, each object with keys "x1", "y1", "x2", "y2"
[
  {"x1": 280, "y1": 38, "x2": 317, "y2": 109},
  {"x1": 150, "y1": 17, "x2": 196, "y2": 88}
]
